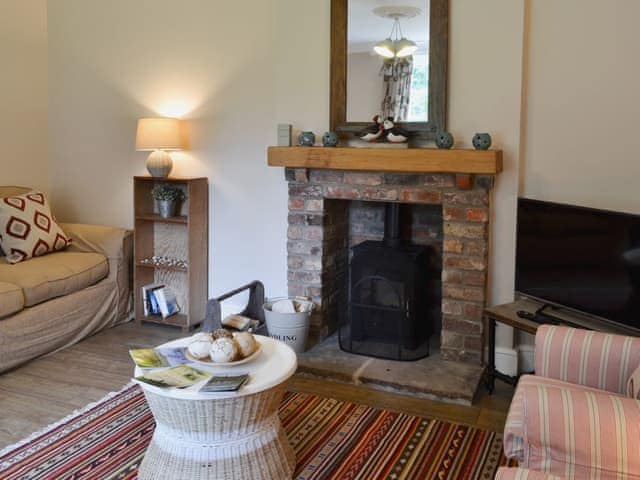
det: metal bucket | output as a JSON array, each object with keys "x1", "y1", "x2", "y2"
[
  {"x1": 263, "y1": 296, "x2": 314, "y2": 353},
  {"x1": 157, "y1": 199, "x2": 177, "y2": 218}
]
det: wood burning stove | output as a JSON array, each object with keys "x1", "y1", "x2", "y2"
[{"x1": 339, "y1": 203, "x2": 435, "y2": 360}]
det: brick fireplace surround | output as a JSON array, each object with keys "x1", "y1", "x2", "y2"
[{"x1": 285, "y1": 167, "x2": 496, "y2": 363}]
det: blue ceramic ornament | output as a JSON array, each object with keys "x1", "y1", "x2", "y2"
[
  {"x1": 472, "y1": 133, "x2": 492, "y2": 150},
  {"x1": 435, "y1": 131, "x2": 454, "y2": 149},
  {"x1": 322, "y1": 131, "x2": 339, "y2": 147},
  {"x1": 298, "y1": 131, "x2": 315, "y2": 146}
]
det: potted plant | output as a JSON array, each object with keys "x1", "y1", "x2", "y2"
[{"x1": 151, "y1": 185, "x2": 186, "y2": 218}]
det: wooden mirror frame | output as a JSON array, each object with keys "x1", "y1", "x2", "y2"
[{"x1": 330, "y1": 0, "x2": 448, "y2": 142}]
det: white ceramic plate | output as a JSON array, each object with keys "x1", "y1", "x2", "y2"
[{"x1": 184, "y1": 342, "x2": 262, "y2": 367}]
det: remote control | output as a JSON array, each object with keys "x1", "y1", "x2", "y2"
[{"x1": 517, "y1": 310, "x2": 535, "y2": 320}]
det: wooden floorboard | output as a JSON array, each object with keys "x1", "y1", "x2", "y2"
[{"x1": 0, "y1": 321, "x2": 513, "y2": 449}]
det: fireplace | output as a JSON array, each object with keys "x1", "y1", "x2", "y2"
[
  {"x1": 341, "y1": 203, "x2": 435, "y2": 360},
  {"x1": 284, "y1": 168, "x2": 496, "y2": 364}
]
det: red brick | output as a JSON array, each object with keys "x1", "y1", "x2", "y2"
[
  {"x1": 384, "y1": 173, "x2": 421, "y2": 185},
  {"x1": 303, "y1": 226, "x2": 323, "y2": 241},
  {"x1": 443, "y1": 207, "x2": 465, "y2": 221},
  {"x1": 444, "y1": 222, "x2": 487, "y2": 239},
  {"x1": 289, "y1": 184, "x2": 323, "y2": 198},
  {"x1": 443, "y1": 239, "x2": 464, "y2": 254},
  {"x1": 287, "y1": 256, "x2": 303, "y2": 269},
  {"x1": 463, "y1": 303, "x2": 484, "y2": 321},
  {"x1": 305, "y1": 199, "x2": 323, "y2": 211},
  {"x1": 309, "y1": 170, "x2": 343, "y2": 183},
  {"x1": 424, "y1": 174, "x2": 455, "y2": 187},
  {"x1": 443, "y1": 191, "x2": 488, "y2": 206},
  {"x1": 344, "y1": 172, "x2": 383, "y2": 186},
  {"x1": 399, "y1": 189, "x2": 441, "y2": 203},
  {"x1": 442, "y1": 268, "x2": 463, "y2": 284},
  {"x1": 361, "y1": 188, "x2": 398, "y2": 201},
  {"x1": 443, "y1": 255, "x2": 486, "y2": 271},
  {"x1": 443, "y1": 285, "x2": 484, "y2": 302},
  {"x1": 288, "y1": 197, "x2": 304, "y2": 210},
  {"x1": 292, "y1": 271, "x2": 321, "y2": 284},
  {"x1": 287, "y1": 226, "x2": 302, "y2": 240},
  {"x1": 455, "y1": 174, "x2": 473, "y2": 190},
  {"x1": 326, "y1": 185, "x2": 361, "y2": 200},
  {"x1": 466, "y1": 208, "x2": 489, "y2": 223},
  {"x1": 442, "y1": 300, "x2": 463, "y2": 316},
  {"x1": 463, "y1": 335, "x2": 483, "y2": 351},
  {"x1": 464, "y1": 240, "x2": 488, "y2": 256},
  {"x1": 441, "y1": 331, "x2": 464, "y2": 348},
  {"x1": 294, "y1": 168, "x2": 309, "y2": 183},
  {"x1": 302, "y1": 256, "x2": 322, "y2": 271},
  {"x1": 443, "y1": 316, "x2": 482, "y2": 335},
  {"x1": 463, "y1": 271, "x2": 486, "y2": 286},
  {"x1": 287, "y1": 241, "x2": 321, "y2": 255}
]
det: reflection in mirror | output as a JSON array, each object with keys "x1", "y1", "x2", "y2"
[{"x1": 347, "y1": 0, "x2": 430, "y2": 123}]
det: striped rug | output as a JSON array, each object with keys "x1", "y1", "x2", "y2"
[{"x1": 0, "y1": 384, "x2": 513, "y2": 479}]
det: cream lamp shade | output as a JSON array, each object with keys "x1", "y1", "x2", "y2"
[{"x1": 135, "y1": 118, "x2": 187, "y2": 177}]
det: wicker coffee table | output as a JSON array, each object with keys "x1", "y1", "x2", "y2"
[{"x1": 135, "y1": 335, "x2": 297, "y2": 480}]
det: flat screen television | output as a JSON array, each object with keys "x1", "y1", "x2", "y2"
[{"x1": 516, "y1": 198, "x2": 640, "y2": 331}]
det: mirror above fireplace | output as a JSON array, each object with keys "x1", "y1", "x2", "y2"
[{"x1": 331, "y1": 0, "x2": 448, "y2": 141}]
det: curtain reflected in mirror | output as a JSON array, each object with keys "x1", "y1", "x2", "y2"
[{"x1": 347, "y1": 1, "x2": 430, "y2": 123}]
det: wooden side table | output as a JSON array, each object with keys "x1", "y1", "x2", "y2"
[
  {"x1": 484, "y1": 297, "x2": 639, "y2": 393},
  {"x1": 135, "y1": 336, "x2": 297, "y2": 480},
  {"x1": 484, "y1": 301, "x2": 539, "y2": 394}
]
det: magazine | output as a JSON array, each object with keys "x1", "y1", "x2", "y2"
[
  {"x1": 129, "y1": 348, "x2": 168, "y2": 368},
  {"x1": 155, "y1": 287, "x2": 180, "y2": 319},
  {"x1": 129, "y1": 347, "x2": 188, "y2": 368},
  {"x1": 200, "y1": 374, "x2": 249, "y2": 393},
  {"x1": 141, "y1": 283, "x2": 164, "y2": 316},
  {"x1": 136, "y1": 365, "x2": 210, "y2": 388}
]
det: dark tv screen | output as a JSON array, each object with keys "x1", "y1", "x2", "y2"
[{"x1": 516, "y1": 198, "x2": 640, "y2": 330}]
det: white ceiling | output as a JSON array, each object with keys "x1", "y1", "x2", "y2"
[{"x1": 348, "y1": 0, "x2": 430, "y2": 53}]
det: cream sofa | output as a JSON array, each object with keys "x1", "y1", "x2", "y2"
[{"x1": 0, "y1": 186, "x2": 132, "y2": 372}]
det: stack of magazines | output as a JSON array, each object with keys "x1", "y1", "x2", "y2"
[
  {"x1": 129, "y1": 347, "x2": 249, "y2": 392},
  {"x1": 142, "y1": 283, "x2": 180, "y2": 319}
]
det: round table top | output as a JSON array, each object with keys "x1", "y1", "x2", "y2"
[{"x1": 133, "y1": 335, "x2": 297, "y2": 400}]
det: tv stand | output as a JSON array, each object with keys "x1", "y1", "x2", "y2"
[{"x1": 484, "y1": 297, "x2": 637, "y2": 394}]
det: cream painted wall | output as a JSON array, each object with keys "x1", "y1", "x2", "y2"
[
  {"x1": 47, "y1": 0, "x2": 285, "y2": 298},
  {"x1": 0, "y1": 0, "x2": 49, "y2": 193},
  {"x1": 521, "y1": 0, "x2": 640, "y2": 215},
  {"x1": 449, "y1": 1, "x2": 525, "y2": 368}
]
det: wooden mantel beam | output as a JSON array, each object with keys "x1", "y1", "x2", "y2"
[{"x1": 267, "y1": 147, "x2": 502, "y2": 175}]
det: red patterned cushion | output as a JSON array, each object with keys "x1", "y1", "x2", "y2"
[{"x1": 0, "y1": 191, "x2": 71, "y2": 264}]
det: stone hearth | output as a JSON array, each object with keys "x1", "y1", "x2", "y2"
[
  {"x1": 285, "y1": 168, "x2": 495, "y2": 363},
  {"x1": 297, "y1": 334, "x2": 484, "y2": 405}
]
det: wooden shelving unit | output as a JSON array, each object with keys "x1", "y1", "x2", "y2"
[{"x1": 133, "y1": 176, "x2": 208, "y2": 331}]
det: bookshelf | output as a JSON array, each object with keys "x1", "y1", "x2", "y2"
[{"x1": 133, "y1": 176, "x2": 208, "y2": 331}]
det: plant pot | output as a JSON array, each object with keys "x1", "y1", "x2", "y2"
[{"x1": 157, "y1": 199, "x2": 177, "y2": 218}]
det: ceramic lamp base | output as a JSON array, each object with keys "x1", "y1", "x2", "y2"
[{"x1": 146, "y1": 150, "x2": 173, "y2": 178}]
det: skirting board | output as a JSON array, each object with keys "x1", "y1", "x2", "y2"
[
  {"x1": 517, "y1": 344, "x2": 535, "y2": 374},
  {"x1": 494, "y1": 346, "x2": 518, "y2": 377}
]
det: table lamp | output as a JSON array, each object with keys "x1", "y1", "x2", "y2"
[{"x1": 135, "y1": 117, "x2": 187, "y2": 177}]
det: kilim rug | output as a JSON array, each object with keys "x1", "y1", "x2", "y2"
[{"x1": 0, "y1": 384, "x2": 513, "y2": 479}]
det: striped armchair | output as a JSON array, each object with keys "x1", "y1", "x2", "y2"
[
  {"x1": 496, "y1": 467, "x2": 564, "y2": 479},
  {"x1": 502, "y1": 325, "x2": 640, "y2": 479}
]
